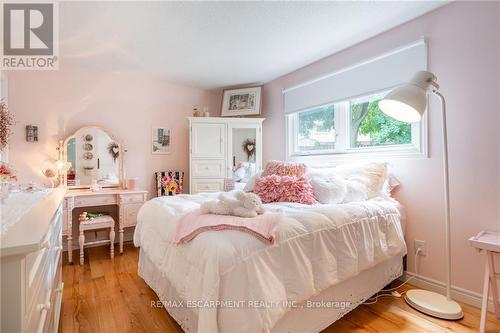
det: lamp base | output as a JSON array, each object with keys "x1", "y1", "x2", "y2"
[{"x1": 405, "y1": 289, "x2": 463, "y2": 320}]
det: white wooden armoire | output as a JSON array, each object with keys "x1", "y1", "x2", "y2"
[{"x1": 188, "y1": 117, "x2": 264, "y2": 194}]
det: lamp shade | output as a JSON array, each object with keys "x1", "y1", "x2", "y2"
[{"x1": 379, "y1": 70, "x2": 437, "y2": 123}]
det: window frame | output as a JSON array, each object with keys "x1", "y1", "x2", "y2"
[
  {"x1": 288, "y1": 103, "x2": 338, "y2": 156},
  {"x1": 285, "y1": 91, "x2": 428, "y2": 162}
]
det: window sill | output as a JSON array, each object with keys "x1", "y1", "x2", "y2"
[{"x1": 288, "y1": 146, "x2": 427, "y2": 165}]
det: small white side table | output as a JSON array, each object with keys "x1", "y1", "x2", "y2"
[{"x1": 469, "y1": 231, "x2": 500, "y2": 333}]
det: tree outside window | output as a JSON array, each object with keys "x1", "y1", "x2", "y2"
[{"x1": 351, "y1": 97, "x2": 411, "y2": 148}]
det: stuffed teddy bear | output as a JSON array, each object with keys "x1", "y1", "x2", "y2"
[
  {"x1": 233, "y1": 191, "x2": 265, "y2": 218},
  {"x1": 200, "y1": 191, "x2": 264, "y2": 218}
]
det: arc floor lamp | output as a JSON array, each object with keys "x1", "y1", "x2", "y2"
[{"x1": 379, "y1": 71, "x2": 463, "y2": 320}]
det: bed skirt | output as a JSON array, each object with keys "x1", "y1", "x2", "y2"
[{"x1": 138, "y1": 249, "x2": 403, "y2": 333}]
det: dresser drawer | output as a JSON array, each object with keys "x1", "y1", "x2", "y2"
[
  {"x1": 26, "y1": 245, "x2": 50, "y2": 314},
  {"x1": 122, "y1": 203, "x2": 143, "y2": 227},
  {"x1": 74, "y1": 194, "x2": 117, "y2": 207},
  {"x1": 192, "y1": 160, "x2": 226, "y2": 178},
  {"x1": 26, "y1": 208, "x2": 62, "y2": 317},
  {"x1": 26, "y1": 234, "x2": 62, "y2": 333},
  {"x1": 192, "y1": 179, "x2": 224, "y2": 193},
  {"x1": 26, "y1": 256, "x2": 52, "y2": 333},
  {"x1": 120, "y1": 193, "x2": 145, "y2": 204},
  {"x1": 45, "y1": 262, "x2": 62, "y2": 333}
]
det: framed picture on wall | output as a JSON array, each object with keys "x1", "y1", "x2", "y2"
[
  {"x1": 152, "y1": 127, "x2": 171, "y2": 154},
  {"x1": 221, "y1": 86, "x2": 262, "y2": 117}
]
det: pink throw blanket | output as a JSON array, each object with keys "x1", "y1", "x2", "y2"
[{"x1": 175, "y1": 209, "x2": 283, "y2": 245}]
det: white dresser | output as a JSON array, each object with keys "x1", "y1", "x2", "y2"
[
  {"x1": 1, "y1": 187, "x2": 66, "y2": 333},
  {"x1": 188, "y1": 117, "x2": 264, "y2": 194}
]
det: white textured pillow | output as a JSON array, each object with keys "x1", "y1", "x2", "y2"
[
  {"x1": 343, "y1": 179, "x2": 369, "y2": 203},
  {"x1": 232, "y1": 166, "x2": 246, "y2": 181},
  {"x1": 335, "y1": 162, "x2": 387, "y2": 198},
  {"x1": 310, "y1": 176, "x2": 347, "y2": 204},
  {"x1": 243, "y1": 171, "x2": 262, "y2": 192}
]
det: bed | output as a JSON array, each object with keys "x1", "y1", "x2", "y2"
[{"x1": 134, "y1": 191, "x2": 407, "y2": 333}]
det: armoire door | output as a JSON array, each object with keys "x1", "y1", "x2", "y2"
[
  {"x1": 227, "y1": 123, "x2": 262, "y2": 179},
  {"x1": 191, "y1": 123, "x2": 225, "y2": 158}
]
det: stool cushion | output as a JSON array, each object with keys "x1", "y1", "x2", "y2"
[
  {"x1": 80, "y1": 215, "x2": 115, "y2": 231},
  {"x1": 81, "y1": 215, "x2": 114, "y2": 224}
]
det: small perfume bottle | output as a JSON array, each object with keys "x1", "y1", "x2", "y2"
[
  {"x1": 203, "y1": 107, "x2": 210, "y2": 117},
  {"x1": 90, "y1": 179, "x2": 101, "y2": 192}
]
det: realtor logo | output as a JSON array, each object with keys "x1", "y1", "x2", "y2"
[{"x1": 1, "y1": 2, "x2": 59, "y2": 69}]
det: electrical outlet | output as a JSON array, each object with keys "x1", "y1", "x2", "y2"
[{"x1": 414, "y1": 240, "x2": 427, "y2": 256}]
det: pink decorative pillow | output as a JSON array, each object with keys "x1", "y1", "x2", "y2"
[
  {"x1": 262, "y1": 160, "x2": 307, "y2": 177},
  {"x1": 254, "y1": 175, "x2": 316, "y2": 205}
]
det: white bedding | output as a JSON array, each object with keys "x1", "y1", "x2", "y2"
[{"x1": 134, "y1": 192, "x2": 407, "y2": 333}]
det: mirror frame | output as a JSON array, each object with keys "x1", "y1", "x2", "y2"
[{"x1": 61, "y1": 125, "x2": 125, "y2": 189}]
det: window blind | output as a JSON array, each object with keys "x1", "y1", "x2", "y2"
[{"x1": 283, "y1": 39, "x2": 427, "y2": 114}]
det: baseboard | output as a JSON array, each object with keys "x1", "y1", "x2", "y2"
[{"x1": 400, "y1": 271, "x2": 497, "y2": 313}]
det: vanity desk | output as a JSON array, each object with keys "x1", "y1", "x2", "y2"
[
  {"x1": 63, "y1": 188, "x2": 147, "y2": 264},
  {"x1": 59, "y1": 125, "x2": 147, "y2": 264}
]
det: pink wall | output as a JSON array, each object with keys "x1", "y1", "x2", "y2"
[
  {"x1": 3, "y1": 0, "x2": 499, "y2": 301},
  {"x1": 261, "y1": 2, "x2": 500, "y2": 297},
  {"x1": 5, "y1": 63, "x2": 221, "y2": 196}
]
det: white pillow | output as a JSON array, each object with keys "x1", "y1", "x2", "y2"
[
  {"x1": 310, "y1": 176, "x2": 347, "y2": 204},
  {"x1": 343, "y1": 179, "x2": 369, "y2": 203},
  {"x1": 243, "y1": 163, "x2": 256, "y2": 183},
  {"x1": 232, "y1": 166, "x2": 246, "y2": 181},
  {"x1": 335, "y1": 162, "x2": 387, "y2": 198},
  {"x1": 243, "y1": 171, "x2": 262, "y2": 192}
]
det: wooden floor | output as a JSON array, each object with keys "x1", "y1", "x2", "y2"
[{"x1": 61, "y1": 244, "x2": 500, "y2": 333}]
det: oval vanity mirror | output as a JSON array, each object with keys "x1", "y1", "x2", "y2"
[{"x1": 63, "y1": 126, "x2": 124, "y2": 188}]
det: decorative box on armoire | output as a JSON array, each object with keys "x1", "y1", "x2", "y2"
[{"x1": 188, "y1": 117, "x2": 264, "y2": 194}]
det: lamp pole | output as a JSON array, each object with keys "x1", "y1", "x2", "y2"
[{"x1": 433, "y1": 90, "x2": 452, "y2": 301}]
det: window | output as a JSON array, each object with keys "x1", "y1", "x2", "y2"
[
  {"x1": 296, "y1": 105, "x2": 335, "y2": 153},
  {"x1": 286, "y1": 91, "x2": 426, "y2": 159},
  {"x1": 283, "y1": 40, "x2": 427, "y2": 160}
]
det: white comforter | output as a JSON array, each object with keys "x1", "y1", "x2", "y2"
[{"x1": 134, "y1": 193, "x2": 407, "y2": 333}]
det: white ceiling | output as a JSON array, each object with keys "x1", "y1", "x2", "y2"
[{"x1": 59, "y1": 1, "x2": 447, "y2": 89}]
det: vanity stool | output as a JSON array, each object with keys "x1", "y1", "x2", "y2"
[{"x1": 79, "y1": 215, "x2": 115, "y2": 265}]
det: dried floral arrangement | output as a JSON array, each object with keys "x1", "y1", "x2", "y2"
[{"x1": 0, "y1": 99, "x2": 14, "y2": 150}]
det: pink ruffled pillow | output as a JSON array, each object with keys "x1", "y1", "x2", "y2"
[
  {"x1": 254, "y1": 174, "x2": 316, "y2": 205},
  {"x1": 262, "y1": 160, "x2": 307, "y2": 177}
]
